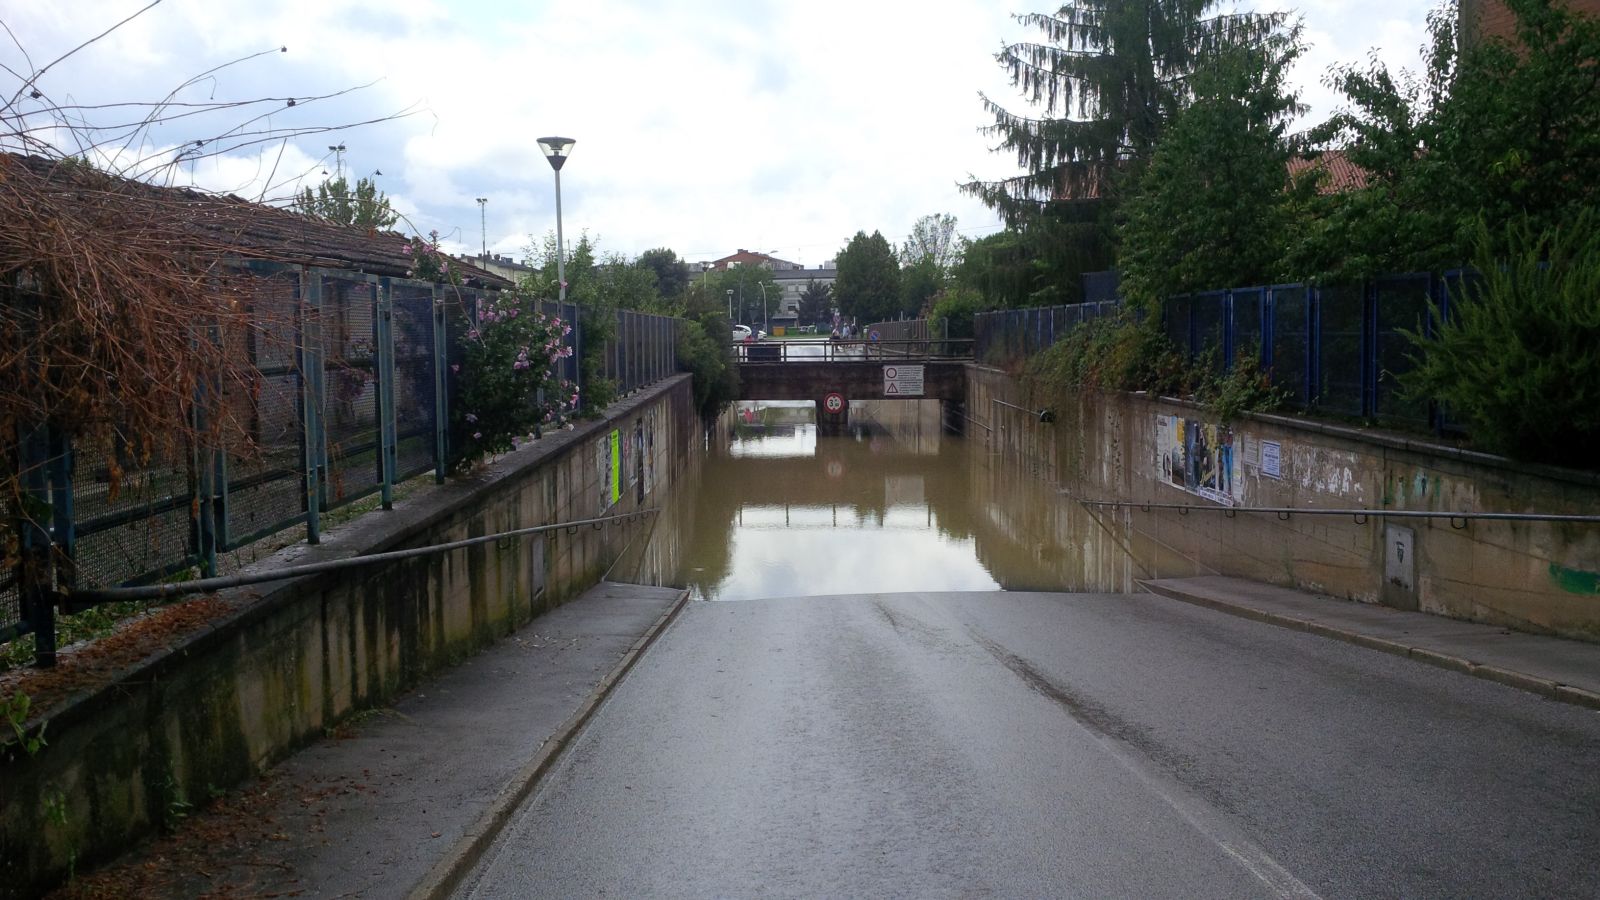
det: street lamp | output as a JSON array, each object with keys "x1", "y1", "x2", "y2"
[
  {"x1": 725, "y1": 289, "x2": 734, "y2": 322},
  {"x1": 475, "y1": 197, "x2": 488, "y2": 259},
  {"x1": 758, "y1": 282, "x2": 769, "y2": 335},
  {"x1": 537, "y1": 136, "x2": 576, "y2": 301}
]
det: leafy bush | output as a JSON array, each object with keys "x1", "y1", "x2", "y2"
[
  {"x1": 449, "y1": 292, "x2": 576, "y2": 470},
  {"x1": 1195, "y1": 346, "x2": 1286, "y2": 423},
  {"x1": 676, "y1": 316, "x2": 739, "y2": 419},
  {"x1": 1026, "y1": 313, "x2": 1192, "y2": 398},
  {"x1": 1402, "y1": 214, "x2": 1600, "y2": 468},
  {"x1": 929, "y1": 286, "x2": 984, "y2": 340}
]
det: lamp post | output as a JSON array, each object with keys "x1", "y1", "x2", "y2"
[
  {"x1": 537, "y1": 136, "x2": 576, "y2": 301},
  {"x1": 475, "y1": 197, "x2": 488, "y2": 260},
  {"x1": 725, "y1": 289, "x2": 734, "y2": 322},
  {"x1": 759, "y1": 282, "x2": 769, "y2": 335}
]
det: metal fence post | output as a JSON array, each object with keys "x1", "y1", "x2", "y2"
[
  {"x1": 47, "y1": 429, "x2": 75, "y2": 604},
  {"x1": 20, "y1": 426, "x2": 55, "y2": 667},
  {"x1": 432, "y1": 284, "x2": 449, "y2": 483},
  {"x1": 300, "y1": 270, "x2": 326, "y2": 544},
  {"x1": 377, "y1": 278, "x2": 398, "y2": 509}
]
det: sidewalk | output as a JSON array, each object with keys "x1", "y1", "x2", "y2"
[
  {"x1": 1141, "y1": 576, "x2": 1600, "y2": 710},
  {"x1": 52, "y1": 581, "x2": 689, "y2": 900}
]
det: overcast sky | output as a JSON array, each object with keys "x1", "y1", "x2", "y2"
[{"x1": 3, "y1": 0, "x2": 1437, "y2": 267}]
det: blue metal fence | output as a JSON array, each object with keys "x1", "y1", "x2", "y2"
[
  {"x1": 975, "y1": 272, "x2": 1472, "y2": 432},
  {"x1": 3, "y1": 264, "x2": 684, "y2": 655}
]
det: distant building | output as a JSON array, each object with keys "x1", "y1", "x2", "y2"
[
  {"x1": 472, "y1": 252, "x2": 536, "y2": 285},
  {"x1": 769, "y1": 265, "x2": 838, "y2": 330},
  {"x1": 698, "y1": 250, "x2": 838, "y2": 330},
  {"x1": 704, "y1": 248, "x2": 803, "y2": 272}
]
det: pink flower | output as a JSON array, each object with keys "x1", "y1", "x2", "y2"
[
  {"x1": 467, "y1": 329, "x2": 480, "y2": 339},
  {"x1": 473, "y1": 431, "x2": 482, "y2": 439},
  {"x1": 450, "y1": 364, "x2": 460, "y2": 373},
  {"x1": 465, "y1": 413, "x2": 477, "y2": 423}
]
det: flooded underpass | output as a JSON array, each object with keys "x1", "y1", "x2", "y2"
[
  {"x1": 631, "y1": 397, "x2": 1140, "y2": 601},
  {"x1": 466, "y1": 395, "x2": 1600, "y2": 900}
]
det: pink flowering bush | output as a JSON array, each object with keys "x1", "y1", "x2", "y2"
[
  {"x1": 449, "y1": 291, "x2": 577, "y2": 469},
  {"x1": 404, "y1": 230, "x2": 460, "y2": 285}
]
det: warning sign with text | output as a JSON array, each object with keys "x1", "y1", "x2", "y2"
[{"x1": 883, "y1": 365, "x2": 925, "y2": 396}]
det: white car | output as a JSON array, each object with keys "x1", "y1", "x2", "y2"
[{"x1": 731, "y1": 324, "x2": 754, "y2": 342}]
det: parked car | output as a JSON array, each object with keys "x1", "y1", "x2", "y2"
[{"x1": 731, "y1": 324, "x2": 753, "y2": 342}]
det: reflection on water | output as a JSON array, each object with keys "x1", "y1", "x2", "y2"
[{"x1": 645, "y1": 399, "x2": 1138, "y2": 601}]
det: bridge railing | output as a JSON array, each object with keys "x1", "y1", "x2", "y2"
[{"x1": 729, "y1": 338, "x2": 973, "y2": 362}]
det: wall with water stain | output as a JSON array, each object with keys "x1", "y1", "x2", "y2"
[
  {"x1": 0, "y1": 376, "x2": 699, "y2": 898},
  {"x1": 967, "y1": 366, "x2": 1600, "y2": 641}
]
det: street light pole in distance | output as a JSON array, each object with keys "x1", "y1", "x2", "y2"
[{"x1": 475, "y1": 197, "x2": 488, "y2": 259}]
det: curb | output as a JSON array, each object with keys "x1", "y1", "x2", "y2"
[
  {"x1": 407, "y1": 587, "x2": 694, "y2": 900},
  {"x1": 1138, "y1": 581, "x2": 1600, "y2": 713}
]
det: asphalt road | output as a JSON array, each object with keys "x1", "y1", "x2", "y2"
[{"x1": 459, "y1": 592, "x2": 1600, "y2": 899}]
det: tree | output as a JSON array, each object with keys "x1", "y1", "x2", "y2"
[
  {"x1": 796, "y1": 279, "x2": 834, "y2": 327},
  {"x1": 636, "y1": 248, "x2": 691, "y2": 299},
  {"x1": 899, "y1": 256, "x2": 945, "y2": 318},
  {"x1": 1118, "y1": 32, "x2": 1307, "y2": 306},
  {"x1": 833, "y1": 231, "x2": 902, "y2": 322},
  {"x1": 292, "y1": 175, "x2": 397, "y2": 229},
  {"x1": 1293, "y1": 0, "x2": 1600, "y2": 281},
  {"x1": 900, "y1": 214, "x2": 960, "y2": 270},
  {"x1": 965, "y1": 2, "x2": 1285, "y2": 220}
]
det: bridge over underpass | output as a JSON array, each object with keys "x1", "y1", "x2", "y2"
[{"x1": 733, "y1": 339, "x2": 970, "y2": 435}]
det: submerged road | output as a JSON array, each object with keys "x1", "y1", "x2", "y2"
[{"x1": 460, "y1": 592, "x2": 1600, "y2": 899}]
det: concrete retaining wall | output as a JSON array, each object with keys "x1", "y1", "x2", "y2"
[
  {"x1": 0, "y1": 376, "x2": 699, "y2": 898},
  {"x1": 967, "y1": 366, "x2": 1600, "y2": 640}
]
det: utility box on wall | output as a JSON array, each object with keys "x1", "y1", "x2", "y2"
[{"x1": 1384, "y1": 523, "x2": 1418, "y2": 610}]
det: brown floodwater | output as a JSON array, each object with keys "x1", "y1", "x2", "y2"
[{"x1": 628, "y1": 399, "x2": 1140, "y2": 602}]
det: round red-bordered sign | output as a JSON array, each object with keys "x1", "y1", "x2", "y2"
[{"x1": 823, "y1": 392, "x2": 846, "y2": 414}]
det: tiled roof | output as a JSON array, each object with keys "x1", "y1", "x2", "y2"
[
  {"x1": 2, "y1": 153, "x2": 510, "y2": 288},
  {"x1": 1286, "y1": 150, "x2": 1370, "y2": 195}
]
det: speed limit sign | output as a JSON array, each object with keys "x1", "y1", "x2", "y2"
[{"x1": 823, "y1": 392, "x2": 846, "y2": 414}]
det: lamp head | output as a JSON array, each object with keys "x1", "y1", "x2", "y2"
[{"x1": 537, "y1": 136, "x2": 576, "y2": 171}]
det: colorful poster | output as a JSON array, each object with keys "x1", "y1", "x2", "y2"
[
  {"x1": 609, "y1": 430, "x2": 622, "y2": 506},
  {"x1": 1156, "y1": 414, "x2": 1242, "y2": 506}
]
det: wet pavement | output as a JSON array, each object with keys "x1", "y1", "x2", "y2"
[{"x1": 460, "y1": 590, "x2": 1600, "y2": 899}]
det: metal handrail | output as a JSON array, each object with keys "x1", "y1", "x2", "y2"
[
  {"x1": 1065, "y1": 494, "x2": 1600, "y2": 524},
  {"x1": 69, "y1": 509, "x2": 660, "y2": 604}
]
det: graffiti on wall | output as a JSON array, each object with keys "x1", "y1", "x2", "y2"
[{"x1": 1156, "y1": 415, "x2": 1243, "y2": 507}]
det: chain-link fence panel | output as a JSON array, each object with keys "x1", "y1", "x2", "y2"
[
  {"x1": 392, "y1": 282, "x2": 438, "y2": 481},
  {"x1": 1165, "y1": 295, "x2": 1193, "y2": 356},
  {"x1": 1232, "y1": 287, "x2": 1266, "y2": 367},
  {"x1": 1269, "y1": 285, "x2": 1311, "y2": 407},
  {"x1": 71, "y1": 439, "x2": 196, "y2": 588},
  {"x1": 1436, "y1": 270, "x2": 1483, "y2": 436},
  {"x1": 1317, "y1": 283, "x2": 1366, "y2": 417},
  {"x1": 223, "y1": 268, "x2": 305, "y2": 548},
  {"x1": 321, "y1": 276, "x2": 381, "y2": 508},
  {"x1": 1374, "y1": 274, "x2": 1433, "y2": 428}
]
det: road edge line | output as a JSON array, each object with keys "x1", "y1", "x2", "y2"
[
  {"x1": 407, "y1": 586, "x2": 694, "y2": 900},
  {"x1": 1137, "y1": 580, "x2": 1599, "y2": 711}
]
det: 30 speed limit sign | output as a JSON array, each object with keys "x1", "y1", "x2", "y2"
[{"x1": 823, "y1": 392, "x2": 846, "y2": 414}]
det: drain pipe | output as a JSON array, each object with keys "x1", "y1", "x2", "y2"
[
  {"x1": 70, "y1": 510, "x2": 660, "y2": 605},
  {"x1": 992, "y1": 397, "x2": 1056, "y2": 424}
]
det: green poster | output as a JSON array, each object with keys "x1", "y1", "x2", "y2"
[{"x1": 609, "y1": 430, "x2": 621, "y2": 505}]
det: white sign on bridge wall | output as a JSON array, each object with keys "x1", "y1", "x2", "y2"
[{"x1": 883, "y1": 365, "x2": 925, "y2": 396}]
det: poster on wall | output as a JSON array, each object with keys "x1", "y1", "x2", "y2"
[
  {"x1": 609, "y1": 430, "x2": 622, "y2": 506},
  {"x1": 1156, "y1": 414, "x2": 1242, "y2": 506},
  {"x1": 597, "y1": 430, "x2": 622, "y2": 512}
]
